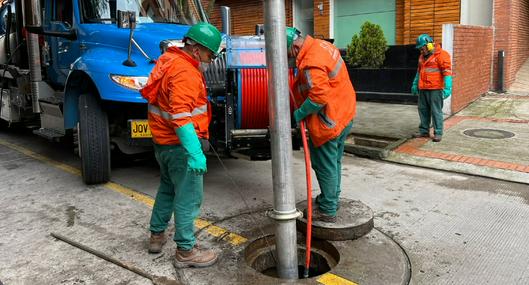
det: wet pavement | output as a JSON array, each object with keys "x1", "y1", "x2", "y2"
[
  {"x1": 2, "y1": 124, "x2": 529, "y2": 284},
  {"x1": 353, "y1": 93, "x2": 529, "y2": 184}
]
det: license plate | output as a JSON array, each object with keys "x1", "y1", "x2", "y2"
[{"x1": 130, "y1": 120, "x2": 152, "y2": 138}]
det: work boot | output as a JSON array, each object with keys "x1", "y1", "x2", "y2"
[
  {"x1": 432, "y1": 135, "x2": 442, "y2": 142},
  {"x1": 412, "y1": 133, "x2": 430, "y2": 138},
  {"x1": 173, "y1": 244, "x2": 218, "y2": 268},
  {"x1": 148, "y1": 231, "x2": 167, "y2": 254},
  {"x1": 306, "y1": 208, "x2": 337, "y2": 223}
]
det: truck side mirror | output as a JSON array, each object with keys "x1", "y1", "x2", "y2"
[
  {"x1": 22, "y1": 0, "x2": 43, "y2": 32},
  {"x1": 118, "y1": 11, "x2": 137, "y2": 67},
  {"x1": 117, "y1": 11, "x2": 136, "y2": 29}
]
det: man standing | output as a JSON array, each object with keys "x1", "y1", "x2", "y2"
[
  {"x1": 411, "y1": 34, "x2": 452, "y2": 142},
  {"x1": 140, "y1": 22, "x2": 221, "y2": 268},
  {"x1": 287, "y1": 27, "x2": 356, "y2": 223}
]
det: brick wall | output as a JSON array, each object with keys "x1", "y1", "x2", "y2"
[
  {"x1": 451, "y1": 25, "x2": 494, "y2": 113},
  {"x1": 493, "y1": 0, "x2": 529, "y2": 90},
  {"x1": 204, "y1": 0, "x2": 293, "y2": 35}
]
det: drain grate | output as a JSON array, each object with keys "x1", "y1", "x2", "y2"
[{"x1": 463, "y1": 128, "x2": 515, "y2": 139}]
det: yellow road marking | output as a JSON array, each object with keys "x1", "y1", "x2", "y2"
[
  {"x1": 0, "y1": 138, "x2": 247, "y2": 246},
  {"x1": 318, "y1": 273, "x2": 359, "y2": 285}
]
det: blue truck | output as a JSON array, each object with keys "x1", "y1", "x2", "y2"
[{"x1": 0, "y1": 0, "x2": 299, "y2": 184}]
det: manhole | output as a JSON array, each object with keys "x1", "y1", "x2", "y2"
[
  {"x1": 463, "y1": 128, "x2": 515, "y2": 139},
  {"x1": 245, "y1": 234, "x2": 340, "y2": 279}
]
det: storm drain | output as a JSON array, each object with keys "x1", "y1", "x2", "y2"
[
  {"x1": 245, "y1": 234, "x2": 340, "y2": 279},
  {"x1": 463, "y1": 128, "x2": 515, "y2": 139}
]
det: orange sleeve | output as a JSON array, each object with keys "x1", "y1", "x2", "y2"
[
  {"x1": 166, "y1": 69, "x2": 202, "y2": 129},
  {"x1": 440, "y1": 51, "x2": 452, "y2": 76},
  {"x1": 304, "y1": 66, "x2": 331, "y2": 105}
]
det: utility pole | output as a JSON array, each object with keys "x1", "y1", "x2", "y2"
[{"x1": 264, "y1": 0, "x2": 299, "y2": 279}]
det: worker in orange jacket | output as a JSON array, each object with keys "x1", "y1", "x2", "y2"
[
  {"x1": 411, "y1": 34, "x2": 452, "y2": 142},
  {"x1": 140, "y1": 23, "x2": 221, "y2": 268},
  {"x1": 287, "y1": 27, "x2": 356, "y2": 223}
]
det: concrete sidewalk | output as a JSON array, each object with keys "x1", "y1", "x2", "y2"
[{"x1": 352, "y1": 93, "x2": 529, "y2": 184}]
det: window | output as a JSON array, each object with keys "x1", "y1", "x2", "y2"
[{"x1": 52, "y1": 0, "x2": 73, "y2": 26}]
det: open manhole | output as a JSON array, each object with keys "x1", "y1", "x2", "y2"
[
  {"x1": 245, "y1": 234, "x2": 340, "y2": 279},
  {"x1": 463, "y1": 128, "x2": 515, "y2": 139}
]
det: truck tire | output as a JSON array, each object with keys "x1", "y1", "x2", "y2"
[{"x1": 78, "y1": 93, "x2": 110, "y2": 184}]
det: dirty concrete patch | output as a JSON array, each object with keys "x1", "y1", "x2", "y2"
[
  {"x1": 458, "y1": 96, "x2": 529, "y2": 120},
  {"x1": 421, "y1": 120, "x2": 529, "y2": 166},
  {"x1": 66, "y1": 206, "x2": 80, "y2": 227},
  {"x1": 435, "y1": 176, "x2": 529, "y2": 204}
]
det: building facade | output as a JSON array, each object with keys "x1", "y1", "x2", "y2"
[{"x1": 203, "y1": 0, "x2": 529, "y2": 110}]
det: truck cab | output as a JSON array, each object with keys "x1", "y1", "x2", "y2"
[{"x1": 0, "y1": 0, "x2": 298, "y2": 184}]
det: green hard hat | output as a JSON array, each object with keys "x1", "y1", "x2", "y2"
[
  {"x1": 184, "y1": 22, "x2": 222, "y2": 55},
  {"x1": 286, "y1": 27, "x2": 301, "y2": 49},
  {"x1": 416, "y1": 34, "x2": 433, "y2": 49}
]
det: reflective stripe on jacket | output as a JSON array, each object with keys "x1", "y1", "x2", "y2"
[
  {"x1": 293, "y1": 36, "x2": 357, "y2": 147},
  {"x1": 140, "y1": 47, "x2": 211, "y2": 145},
  {"x1": 418, "y1": 44, "x2": 452, "y2": 90}
]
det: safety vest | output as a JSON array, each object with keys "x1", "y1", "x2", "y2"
[
  {"x1": 293, "y1": 36, "x2": 357, "y2": 147},
  {"x1": 418, "y1": 44, "x2": 452, "y2": 90},
  {"x1": 140, "y1": 47, "x2": 211, "y2": 145}
]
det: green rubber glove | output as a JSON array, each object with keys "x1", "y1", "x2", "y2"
[
  {"x1": 293, "y1": 98, "x2": 323, "y2": 123},
  {"x1": 443, "y1": 75, "x2": 452, "y2": 99},
  {"x1": 175, "y1": 123, "x2": 207, "y2": 175},
  {"x1": 411, "y1": 72, "x2": 419, "y2": 95}
]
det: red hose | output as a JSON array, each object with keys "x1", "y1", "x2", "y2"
[
  {"x1": 289, "y1": 90, "x2": 312, "y2": 278},
  {"x1": 241, "y1": 69, "x2": 295, "y2": 129},
  {"x1": 300, "y1": 120, "x2": 312, "y2": 278}
]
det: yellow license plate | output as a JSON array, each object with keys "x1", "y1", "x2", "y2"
[{"x1": 130, "y1": 120, "x2": 152, "y2": 138}]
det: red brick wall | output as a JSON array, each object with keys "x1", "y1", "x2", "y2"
[
  {"x1": 204, "y1": 0, "x2": 293, "y2": 35},
  {"x1": 493, "y1": 0, "x2": 529, "y2": 90},
  {"x1": 451, "y1": 25, "x2": 494, "y2": 113}
]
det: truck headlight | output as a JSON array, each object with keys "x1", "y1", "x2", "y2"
[{"x1": 110, "y1": 75, "x2": 148, "y2": 90}]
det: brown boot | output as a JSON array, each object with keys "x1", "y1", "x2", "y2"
[
  {"x1": 148, "y1": 232, "x2": 167, "y2": 254},
  {"x1": 173, "y1": 245, "x2": 218, "y2": 268},
  {"x1": 432, "y1": 135, "x2": 442, "y2": 142},
  {"x1": 305, "y1": 208, "x2": 337, "y2": 223}
]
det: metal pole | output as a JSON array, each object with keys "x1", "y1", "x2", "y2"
[
  {"x1": 264, "y1": 0, "x2": 299, "y2": 280},
  {"x1": 221, "y1": 6, "x2": 231, "y2": 35},
  {"x1": 497, "y1": 50, "x2": 506, "y2": 93}
]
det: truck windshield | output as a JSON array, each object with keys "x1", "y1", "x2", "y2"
[{"x1": 80, "y1": 0, "x2": 189, "y2": 24}]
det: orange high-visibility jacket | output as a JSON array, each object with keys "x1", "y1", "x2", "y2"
[
  {"x1": 140, "y1": 47, "x2": 211, "y2": 145},
  {"x1": 293, "y1": 36, "x2": 357, "y2": 147},
  {"x1": 418, "y1": 44, "x2": 452, "y2": 90}
]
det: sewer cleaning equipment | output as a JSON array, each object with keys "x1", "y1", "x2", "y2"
[
  {"x1": 264, "y1": 0, "x2": 299, "y2": 279},
  {"x1": 300, "y1": 119, "x2": 313, "y2": 278}
]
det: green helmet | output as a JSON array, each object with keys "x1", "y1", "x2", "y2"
[
  {"x1": 184, "y1": 22, "x2": 222, "y2": 55},
  {"x1": 286, "y1": 27, "x2": 301, "y2": 49},
  {"x1": 415, "y1": 34, "x2": 433, "y2": 49}
]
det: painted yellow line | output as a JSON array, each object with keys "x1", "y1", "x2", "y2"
[
  {"x1": 317, "y1": 273, "x2": 359, "y2": 285},
  {"x1": 0, "y1": 139, "x2": 81, "y2": 176},
  {"x1": 0, "y1": 138, "x2": 247, "y2": 246}
]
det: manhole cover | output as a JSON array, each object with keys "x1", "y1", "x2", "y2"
[{"x1": 463, "y1": 128, "x2": 515, "y2": 139}]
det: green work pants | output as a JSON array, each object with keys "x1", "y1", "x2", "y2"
[
  {"x1": 418, "y1": 89, "x2": 444, "y2": 136},
  {"x1": 310, "y1": 120, "x2": 353, "y2": 216},
  {"x1": 149, "y1": 144, "x2": 203, "y2": 250}
]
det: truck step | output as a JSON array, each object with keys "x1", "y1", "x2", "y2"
[{"x1": 33, "y1": 128, "x2": 65, "y2": 141}]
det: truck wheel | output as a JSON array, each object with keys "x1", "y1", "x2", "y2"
[{"x1": 78, "y1": 93, "x2": 110, "y2": 184}]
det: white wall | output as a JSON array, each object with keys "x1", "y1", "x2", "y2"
[{"x1": 460, "y1": 0, "x2": 493, "y2": 26}]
